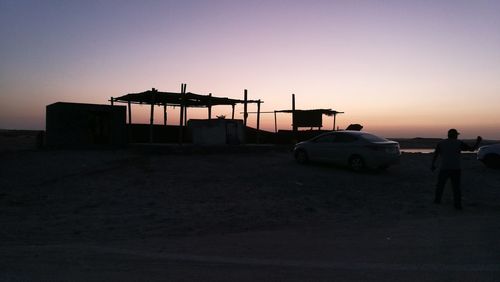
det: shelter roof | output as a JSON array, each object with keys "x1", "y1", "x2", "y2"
[
  {"x1": 113, "y1": 89, "x2": 260, "y2": 108},
  {"x1": 275, "y1": 109, "x2": 344, "y2": 116}
]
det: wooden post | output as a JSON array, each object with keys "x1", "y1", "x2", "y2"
[
  {"x1": 243, "y1": 89, "x2": 248, "y2": 126},
  {"x1": 110, "y1": 97, "x2": 114, "y2": 106},
  {"x1": 184, "y1": 106, "x2": 188, "y2": 126},
  {"x1": 333, "y1": 113, "x2": 337, "y2": 131},
  {"x1": 292, "y1": 94, "x2": 297, "y2": 134},
  {"x1": 149, "y1": 88, "x2": 156, "y2": 143},
  {"x1": 274, "y1": 111, "x2": 278, "y2": 133},
  {"x1": 208, "y1": 93, "x2": 212, "y2": 120},
  {"x1": 127, "y1": 101, "x2": 132, "y2": 125},
  {"x1": 179, "y1": 84, "x2": 184, "y2": 128},
  {"x1": 231, "y1": 104, "x2": 235, "y2": 119},
  {"x1": 179, "y1": 83, "x2": 186, "y2": 144},
  {"x1": 163, "y1": 103, "x2": 167, "y2": 126},
  {"x1": 256, "y1": 99, "x2": 261, "y2": 144},
  {"x1": 127, "y1": 100, "x2": 132, "y2": 143}
]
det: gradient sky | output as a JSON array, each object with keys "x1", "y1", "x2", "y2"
[{"x1": 1, "y1": 0, "x2": 499, "y2": 138}]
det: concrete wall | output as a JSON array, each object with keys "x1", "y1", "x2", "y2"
[
  {"x1": 188, "y1": 119, "x2": 245, "y2": 145},
  {"x1": 46, "y1": 102, "x2": 127, "y2": 147}
]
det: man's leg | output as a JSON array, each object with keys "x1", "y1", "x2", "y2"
[
  {"x1": 450, "y1": 170, "x2": 462, "y2": 209},
  {"x1": 434, "y1": 170, "x2": 449, "y2": 204}
]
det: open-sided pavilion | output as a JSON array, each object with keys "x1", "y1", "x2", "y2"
[
  {"x1": 110, "y1": 85, "x2": 262, "y2": 143},
  {"x1": 245, "y1": 94, "x2": 344, "y2": 133}
]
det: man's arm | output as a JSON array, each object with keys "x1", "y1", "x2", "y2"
[{"x1": 461, "y1": 136, "x2": 482, "y2": 151}]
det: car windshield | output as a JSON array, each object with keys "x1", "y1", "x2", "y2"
[{"x1": 360, "y1": 133, "x2": 389, "y2": 142}]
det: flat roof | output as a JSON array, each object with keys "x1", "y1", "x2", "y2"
[{"x1": 275, "y1": 109, "x2": 344, "y2": 116}]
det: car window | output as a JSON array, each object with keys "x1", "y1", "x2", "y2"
[
  {"x1": 334, "y1": 133, "x2": 358, "y2": 143},
  {"x1": 360, "y1": 133, "x2": 388, "y2": 142},
  {"x1": 314, "y1": 134, "x2": 336, "y2": 143}
]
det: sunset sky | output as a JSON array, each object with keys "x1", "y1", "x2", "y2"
[{"x1": 1, "y1": 0, "x2": 499, "y2": 138}]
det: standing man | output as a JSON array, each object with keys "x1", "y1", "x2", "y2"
[{"x1": 431, "y1": 129, "x2": 482, "y2": 210}]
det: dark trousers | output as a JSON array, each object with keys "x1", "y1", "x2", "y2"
[{"x1": 434, "y1": 169, "x2": 462, "y2": 208}]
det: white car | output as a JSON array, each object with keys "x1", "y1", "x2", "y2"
[
  {"x1": 293, "y1": 130, "x2": 401, "y2": 171},
  {"x1": 477, "y1": 144, "x2": 500, "y2": 168}
]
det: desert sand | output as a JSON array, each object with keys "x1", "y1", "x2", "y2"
[{"x1": 1, "y1": 133, "x2": 500, "y2": 281}]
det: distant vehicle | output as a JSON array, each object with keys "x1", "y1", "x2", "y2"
[
  {"x1": 293, "y1": 130, "x2": 401, "y2": 171},
  {"x1": 477, "y1": 144, "x2": 500, "y2": 168}
]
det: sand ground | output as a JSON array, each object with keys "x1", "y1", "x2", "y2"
[{"x1": 1, "y1": 141, "x2": 500, "y2": 281}]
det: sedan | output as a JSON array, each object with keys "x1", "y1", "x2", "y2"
[
  {"x1": 477, "y1": 143, "x2": 500, "y2": 168},
  {"x1": 293, "y1": 130, "x2": 401, "y2": 171}
]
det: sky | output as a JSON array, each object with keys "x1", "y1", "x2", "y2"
[{"x1": 1, "y1": 0, "x2": 499, "y2": 139}]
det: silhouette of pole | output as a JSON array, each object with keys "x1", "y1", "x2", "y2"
[
  {"x1": 292, "y1": 94, "x2": 297, "y2": 139},
  {"x1": 333, "y1": 113, "x2": 337, "y2": 131},
  {"x1": 208, "y1": 93, "x2": 212, "y2": 120},
  {"x1": 179, "y1": 83, "x2": 186, "y2": 145},
  {"x1": 110, "y1": 97, "x2": 114, "y2": 106},
  {"x1": 256, "y1": 99, "x2": 261, "y2": 144},
  {"x1": 243, "y1": 89, "x2": 248, "y2": 126},
  {"x1": 179, "y1": 83, "x2": 184, "y2": 126},
  {"x1": 163, "y1": 103, "x2": 167, "y2": 126},
  {"x1": 184, "y1": 106, "x2": 188, "y2": 126},
  {"x1": 274, "y1": 111, "x2": 278, "y2": 133},
  {"x1": 127, "y1": 101, "x2": 132, "y2": 125},
  {"x1": 331, "y1": 111, "x2": 344, "y2": 130},
  {"x1": 149, "y1": 88, "x2": 156, "y2": 143},
  {"x1": 231, "y1": 104, "x2": 235, "y2": 119}
]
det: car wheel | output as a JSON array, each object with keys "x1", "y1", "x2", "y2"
[
  {"x1": 349, "y1": 155, "x2": 365, "y2": 171},
  {"x1": 482, "y1": 154, "x2": 500, "y2": 169},
  {"x1": 295, "y1": 150, "x2": 309, "y2": 164}
]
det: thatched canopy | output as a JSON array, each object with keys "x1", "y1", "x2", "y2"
[
  {"x1": 110, "y1": 87, "x2": 264, "y2": 144},
  {"x1": 113, "y1": 89, "x2": 260, "y2": 107}
]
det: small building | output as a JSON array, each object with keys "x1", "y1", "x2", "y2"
[
  {"x1": 46, "y1": 102, "x2": 127, "y2": 147},
  {"x1": 188, "y1": 119, "x2": 245, "y2": 145}
]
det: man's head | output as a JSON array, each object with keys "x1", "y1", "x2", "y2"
[{"x1": 448, "y1": 128, "x2": 459, "y2": 139}]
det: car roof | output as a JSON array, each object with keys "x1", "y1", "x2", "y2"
[
  {"x1": 318, "y1": 130, "x2": 369, "y2": 136},
  {"x1": 311, "y1": 130, "x2": 391, "y2": 141}
]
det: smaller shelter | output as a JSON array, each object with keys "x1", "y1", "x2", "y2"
[
  {"x1": 46, "y1": 102, "x2": 127, "y2": 147},
  {"x1": 275, "y1": 109, "x2": 344, "y2": 130},
  {"x1": 275, "y1": 94, "x2": 344, "y2": 132}
]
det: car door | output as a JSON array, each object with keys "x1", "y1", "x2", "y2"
[
  {"x1": 328, "y1": 132, "x2": 359, "y2": 164},
  {"x1": 307, "y1": 133, "x2": 336, "y2": 161}
]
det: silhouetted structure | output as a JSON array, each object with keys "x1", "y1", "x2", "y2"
[
  {"x1": 243, "y1": 94, "x2": 345, "y2": 143},
  {"x1": 111, "y1": 86, "x2": 262, "y2": 144},
  {"x1": 276, "y1": 109, "x2": 344, "y2": 130},
  {"x1": 45, "y1": 88, "x2": 345, "y2": 147},
  {"x1": 272, "y1": 94, "x2": 344, "y2": 143},
  {"x1": 46, "y1": 102, "x2": 127, "y2": 147},
  {"x1": 276, "y1": 94, "x2": 344, "y2": 131}
]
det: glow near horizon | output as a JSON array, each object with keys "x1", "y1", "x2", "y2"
[{"x1": 1, "y1": 0, "x2": 499, "y2": 138}]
